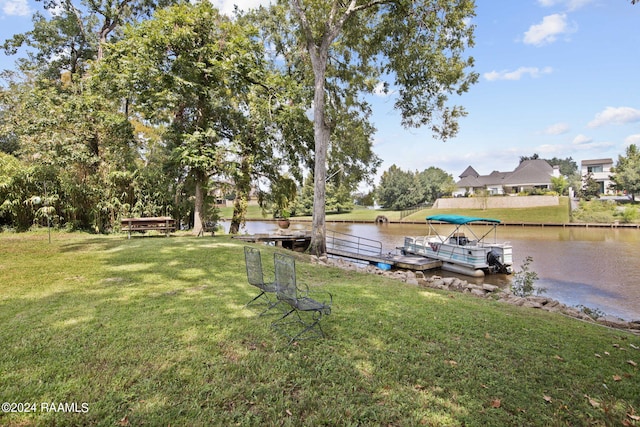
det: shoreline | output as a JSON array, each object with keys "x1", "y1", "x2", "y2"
[
  {"x1": 316, "y1": 255, "x2": 640, "y2": 330},
  {"x1": 238, "y1": 217, "x2": 640, "y2": 229}
]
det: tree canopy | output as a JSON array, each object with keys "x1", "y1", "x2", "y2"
[
  {"x1": 611, "y1": 144, "x2": 640, "y2": 200},
  {"x1": 376, "y1": 165, "x2": 455, "y2": 210},
  {"x1": 1, "y1": 0, "x2": 476, "y2": 236},
  {"x1": 268, "y1": 0, "x2": 478, "y2": 255}
]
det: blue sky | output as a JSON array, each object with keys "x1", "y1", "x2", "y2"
[{"x1": 2, "y1": 0, "x2": 639, "y2": 183}]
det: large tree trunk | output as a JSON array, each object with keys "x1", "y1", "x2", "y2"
[
  {"x1": 229, "y1": 155, "x2": 251, "y2": 234},
  {"x1": 309, "y1": 63, "x2": 329, "y2": 256},
  {"x1": 193, "y1": 170, "x2": 205, "y2": 236},
  {"x1": 292, "y1": 0, "x2": 352, "y2": 257}
]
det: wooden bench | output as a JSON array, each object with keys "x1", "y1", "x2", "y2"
[{"x1": 121, "y1": 217, "x2": 176, "y2": 239}]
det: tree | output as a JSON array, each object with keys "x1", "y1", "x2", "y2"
[
  {"x1": 376, "y1": 165, "x2": 423, "y2": 210},
  {"x1": 1, "y1": 0, "x2": 175, "y2": 232},
  {"x1": 519, "y1": 153, "x2": 539, "y2": 163},
  {"x1": 580, "y1": 172, "x2": 601, "y2": 200},
  {"x1": 273, "y1": 0, "x2": 478, "y2": 256},
  {"x1": 610, "y1": 144, "x2": 640, "y2": 200},
  {"x1": 550, "y1": 175, "x2": 569, "y2": 196},
  {"x1": 416, "y1": 167, "x2": 456, "y2": 204},
  {"x1": 376, "y1": 165, "x2": 453, "y2": 210},
  {"x1": 2, "y1": 0, "x2": 175, "y2": 80},
  {"x1": 99, "y1": 2, "x2": 274, "y2": 235},
  {"x1": 547, "y1": 157, "x2": 578, "y2": 177},
  {"x1": 0, "y1": 68, "x2": 136, "y2": 231}
]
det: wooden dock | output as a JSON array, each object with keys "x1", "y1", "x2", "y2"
[
  {"x1": 234, "y1": 232, "x2": 442, "y2": 272},
  {"x1": 326, "y1": 248, "x2": 441, "y2": 271},
  {"x1": 232, "y1": 233, "x2": 311, "y2": 252}
]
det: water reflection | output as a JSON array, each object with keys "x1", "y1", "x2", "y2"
[{"x1": 225, "y1": 220, "x2": 640, "y2": 321}]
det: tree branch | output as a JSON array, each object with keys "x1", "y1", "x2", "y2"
[{"x1": 290, "y1": 0, "x2": 318, "y2": 58}]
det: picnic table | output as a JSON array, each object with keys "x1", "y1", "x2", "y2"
[{"x1": 121, "y1": 217, "x2": 175, "y2": 239}]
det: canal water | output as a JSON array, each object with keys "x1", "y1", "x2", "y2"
[{"x1": 225, "y1": 220, "x2": 640, "y2": 321}]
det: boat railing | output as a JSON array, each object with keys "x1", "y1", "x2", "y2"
[{"x1": 327, "y1": 229, "x2": 383, "y2": 257}]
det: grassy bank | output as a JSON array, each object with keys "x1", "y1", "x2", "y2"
[
  {"x1": 1, "y1": 232, "x2": 638, "y2": 426},
  {"x1": 219, "y1": 197, "x2": 571, "y2": 224}
]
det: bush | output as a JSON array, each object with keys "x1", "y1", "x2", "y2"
[
  {"x1": 511, "y1": 256, "x2": 545, "y2": 297},
  {"x1": 571, "y1": 200, "x2": 617, "y2": 223},
  {"x1": 619, "y1": 206, "x2": 638, "y2": 223}
]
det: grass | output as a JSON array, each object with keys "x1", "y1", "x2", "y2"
[
  {"x1": 1, "y1": 231, "x2": 639, "y2": 426},
  {"x1": 571, "y1": 200, "x2": 640, "y2": 224},
  {"x1": 401, "y1": 202, "x2": 570, "y2": 224}
]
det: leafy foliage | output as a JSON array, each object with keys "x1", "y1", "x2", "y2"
[
  {"x1": 376, "y1": 164, "x2": 455, "y2": 210},
  {"x1": 510, "y1": 256, "x2": 544, "y2": 297},
  {"x1": 377, "y1": 165, "x2": 423, "y2": 210},
  {"x1": 550, "y1": 175, "x2": 569, "y2": 195},
  {"x1": 580, "y1": 172, "x2": 602, "y2": 200},
  {"x1": 0, "y1": 0, "x2": 470, "y2": 236},
  {"x1": 267, "y1": 0, "x2": 478, "y2": 254},
  {"x1": 611, "y1": 144, "x2": 640, "y2": 199}
]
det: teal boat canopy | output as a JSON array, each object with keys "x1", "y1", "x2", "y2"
[{"x1": 426, "y1": 214, "x2": 501, "y2": 225}]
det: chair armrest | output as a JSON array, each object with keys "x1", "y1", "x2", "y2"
[
  {"x1": 296, "y1": 282, "x2": 311, "y2": 297},
  {"x1": 307, "y1": 289, "x2": 332, "y2": 307}
]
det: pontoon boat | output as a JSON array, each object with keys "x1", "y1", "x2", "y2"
[{"x1": 401, "y1": 214, "x2": 513, "y2": 277}]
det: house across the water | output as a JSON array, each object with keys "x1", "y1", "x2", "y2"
[
  {"x1": 453, "y1": 159, "x2": 560, "y2": 197},
  {"x1": 580, "y1": 158, "x2": 614, "y2": 195}
]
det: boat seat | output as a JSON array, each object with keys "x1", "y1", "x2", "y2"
[{"x1": 450, "y1": 233, "x2": 468, "y2": 246}]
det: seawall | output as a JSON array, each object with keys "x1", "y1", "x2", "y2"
[{"x1": 433, "y1": 195, "x2": 559, "y2": 209}]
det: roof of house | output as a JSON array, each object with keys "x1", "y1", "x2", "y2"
[
  {"x1": 502, "y1": 159, "x2": 553, "y2": 186},
  {"x1": 581, "y1": 158, "x2": 613, "y2": 166},
  {"x1": 459, "y1": 165, "x2": 479, "y2": 178},
  {"x1": 456, "y1": 159, "x2": 553, "y2": 188}
]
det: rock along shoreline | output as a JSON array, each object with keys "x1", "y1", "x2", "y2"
[{"x1": 311, "y1": 255, "x2": 640, "y2": 335}]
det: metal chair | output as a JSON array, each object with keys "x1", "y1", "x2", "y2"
[
  {"x1": 244, "y1": 246, "x2": 279, "y2": 315},
  {"x1": 271, "y1": 252, "x2": 332, "y2": 344}
]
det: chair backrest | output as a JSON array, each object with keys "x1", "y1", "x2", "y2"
[
  {"x1": 274, "y1": 252, "x2": 297, "y2": 302},
  {"x1": 244, "y1": 246, "x2": 264, "y2": 287}
]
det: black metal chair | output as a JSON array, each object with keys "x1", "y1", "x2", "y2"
[
  {"x1": 244, "y1": 246, "x2": 279, "y2": 315},
  {"x1": 271, "y1": 252, "x2": 332, "y2": 344}
]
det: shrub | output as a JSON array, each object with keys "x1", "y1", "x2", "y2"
[
  {"x1": 511, "y1": 256, "x2": 545, "y2": 297},
  {"x1": 620, "y1": 206, "x2": 638, "y2": 223}
]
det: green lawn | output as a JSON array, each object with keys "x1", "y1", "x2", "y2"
[
  {"x1": 1, "y1": 231, "x2": 638, "y2": 426},
  {"x1": 403, "y1": 202, "x2": 571, "y2": 224}
]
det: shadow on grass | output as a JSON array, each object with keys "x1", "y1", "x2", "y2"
[{"x1": 1, "y1": 235, "x2": 638, "y2": 426}]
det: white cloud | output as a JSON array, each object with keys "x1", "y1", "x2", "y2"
[
  {"x1": 484, "y1": 66, "x2": 553, "y2": 81},
  {"x1": 373, "y1": 81, "x2": 394, "y2": 97},
  {"x1": 587, "y1": 107, "x2": 640, "y2": 128},
  {"x1": 537, "y1": 0, "x2": 593, "y2": 11},
  {"x1": 543, "y1": 122, "x2": 570, "y2": 135},
  {"x1": 577, "y1": 141, "x2": 615, "y2": 151},
  {"x1": 536, "y1": 144, "x2": 565, "y2": 155},
  {"x1": 624, "y1": 134, "x2": 640, "y2": 146},
  {"x1": 523, "y1": 14, "x2": 575, "y2": 46},
  {"x1": 570, "y1": 134, "x2": 615, "y2": 151},
  {"x1": 210, "y1": 0, "x2": 272, "y2": 15},
  {"x1": 572, "y1": 134, "x2": 593, "y2": 145},
  {"x1": 2, "y1": 0, "x2": 31, "y2": 16}
]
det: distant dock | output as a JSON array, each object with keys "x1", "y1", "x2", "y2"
[{"x1": 232, "y1": 233, "x2": 311, "y2": 252}]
